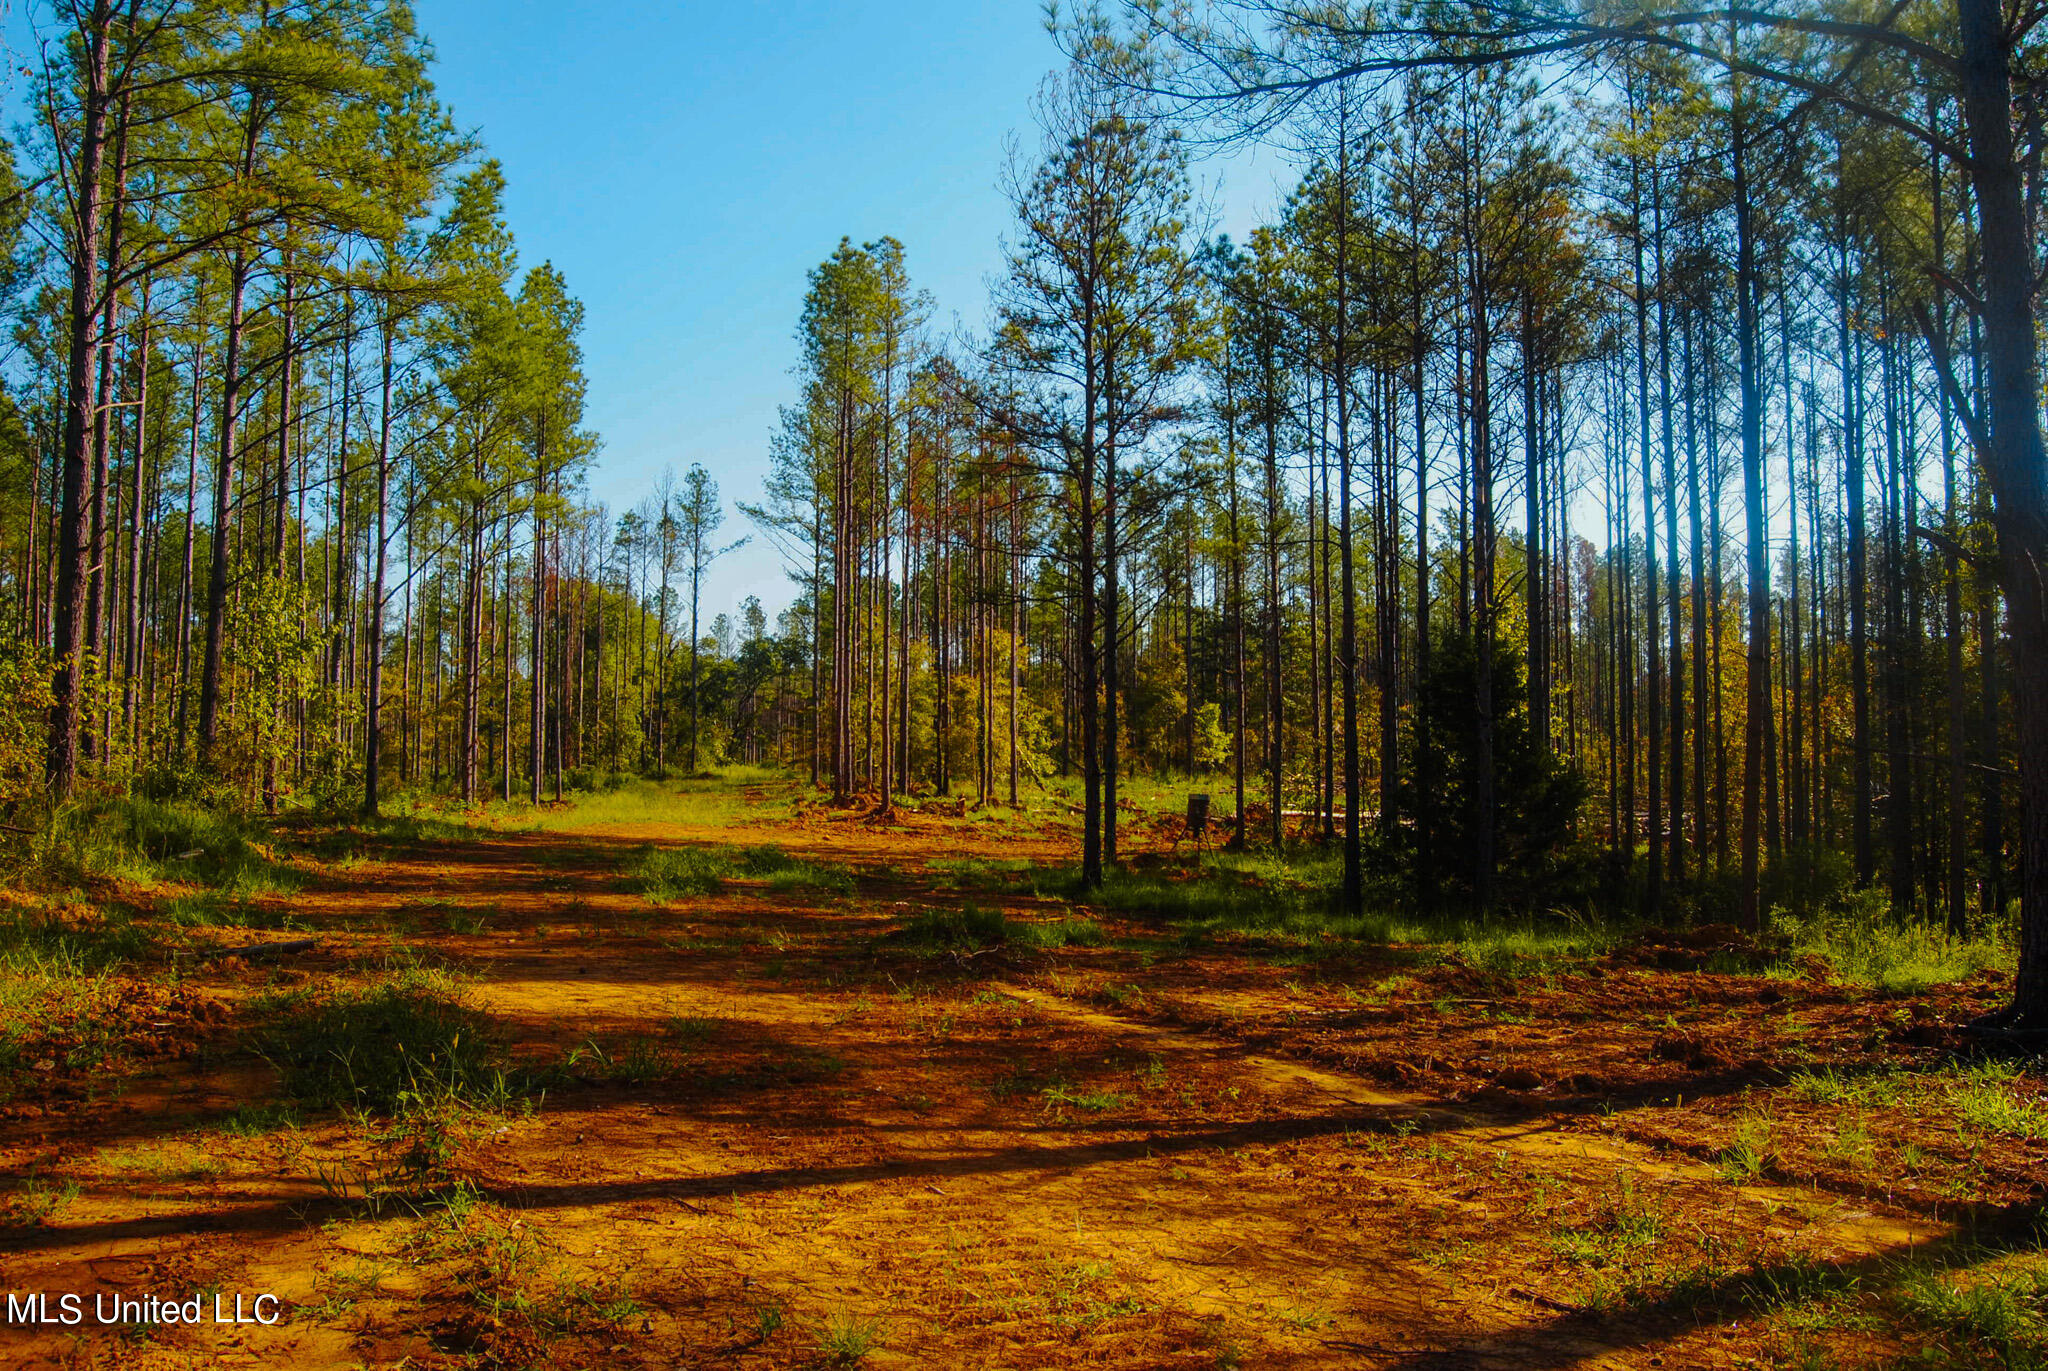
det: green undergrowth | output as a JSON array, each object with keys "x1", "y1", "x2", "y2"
[
  {"x1": 627, "y1": 845, "x2": 730, "y2": 899},
  {"x1": 342, "y1": 807, "x2": 498, "y2": 849},
  {"x1": 888, "y1": 903, "x2": 1105, "y2": 955},
  {"x1": 4, "y1": 1174, "x2": 82, "y2": 1227},
  {"x1": 625, "y1": 841, "x2": 856, "y2": 902},
  {"x1": 0, "y1": 971, "x2": 129, "y2": 1104},
  {"x1": 162, "y1": 888, "x2": 304, "y2": 931},
  {"x1": 1895, "y1": 1258, "x2": 2048, "y2": 1368},
  {"x1": 1705, "y1": 1238, "x2": 2048, "y2": 1368},
  {"x1": 5, "y1": 795, "x2": 305, "y2": 897},
  {"x1": 924, "y1": 840, "x2": 2008, "y2": 990},
  {"x1": 0, "y1": 900, "x2": 161, "y2": 1103},
  {"x1": 1517, "y1": 1189, "x2": 2048, "y2": 1365},
  {"x1": 1772, "y1": 893, "x2": 2013, "y2": 992},
  {"x1": 927, "y1": 856, "x2": 1042, "y2": 888},
  {"x1": 1945, "y1": 1061, "x2": 2048, "y2": 1142},
  {"x1": 525, "y1": 770, "x2": 791, "y2": 831},
  {"x1": 302, "y1": 770, "x2": 787, "y2": 850},
  {"x1": 0, "y1": 901, "x2": 155, "y2": 974},
  {"x1": 914, "y1": 851, "x2": 1619, "y2": 969},
  {"x1": 1068, "y1": 858, "x2": 1617, "y2": 972},
  {"x1": 250, "y1": 962, "x2": 534, "y2": 1117}
]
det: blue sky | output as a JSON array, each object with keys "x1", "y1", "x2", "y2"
[
  {"x1": 410, "y1": 0, "x2": 1062, "y2": 616},
  {"x1": 409, "y1": 0, "x2": 1283, "y2": 619},
  {"x1": 0, "y1": 1, "x2": 1282, "y2": 619}
]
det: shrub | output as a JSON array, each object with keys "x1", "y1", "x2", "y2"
[
  {"x1": 0, "y1": 642, "x2": 54, "y2": 819},
  {"x1": 1385, "y1": 636, "x2": 1589, "y2": 910},
  {"x1": 253, "y1": 967, "x2": 517, "y2": 1115}
]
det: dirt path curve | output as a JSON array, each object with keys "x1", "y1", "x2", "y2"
[
  {"x1": 423, "y1": 813, "x2": 1954, "y2": 1369},
  {"x1": 2, "y1": 803, "x2": 1973, "y2": 1370}
]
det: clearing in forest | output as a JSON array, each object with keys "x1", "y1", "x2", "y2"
[{"x1": 1, "y1": 774, "x2": 2042, "y2": 1369}]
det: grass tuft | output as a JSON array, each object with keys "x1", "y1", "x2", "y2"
[
  {"x1": 892, "y1": 904, "x2": 1016, "y2": 952},
  {"x1": 1718, "y1": 1114, "x2": 1781, "y2": 1184},
  {"x1": 5, "y1": 1174, "x2": 81, "y2": 1227},
  {"x1": 814, "y1": 1311, "x2": 881, "y2": 1364},
  {"x1": 1950, "y1": 1063, "x2": 2048, "y2": 1141},
  {"x1": 251, "y1": 965, "x2": 523, "y2": 1116},
  {"x1": 1897, "y1": 1266, "x2": 2048, "y2": 1365},
  {"x1": 626, "y1": 845, "x2": 728, "y2": 901}
]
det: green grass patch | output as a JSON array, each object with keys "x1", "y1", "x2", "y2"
[
  {"x1": 1060, "y1": 856, "x2": 1615, "y2": 972},
  {"x1": 563, "y1": 1034, "x2": 686, "y2": 1085},
  {"x1": 526, "y1": 772, "x2": 788, "y2": 831},
  {"x1": 813, "y1": 1310, "x2": 882, "y2": 1364},
  {"x1": 1718, "y1": 1114, "x2": 1782, "y2": 1183},
  {"x1": 1787, "y1": 1067, "x2": 1903, "y2": 1108},
  {"x1": 0, "y1": 904, "x2": 153, "y2": 975},
  {"x1": 1550, "y1": 1201, "x2": 1665, "y2": 1269},
  {"x1": 892, "y1": 904, "x2": 1015, "y2": 952},
  {"x1": 1897, "y1": 1265, "x2": 2048, "y2": 1366},
  {"x1": 1027, "y1": 916, "x2": 1106, "y2": 948},
  {"x1": 251, "y1": 965, "x2": 526, "y2": 1116},
  {"x1": 623, "y1": 841, "x2": 858, "y2": 902},
  {"x1": 0, "y1": 970, "x2": 132, "y2": 1102},
  {"x1": 885, "y1": 903, "x2": 1096, "y2": 953},
  {"x1": 343, "y1": 806, "x2": 498, "y2": 849},
  {"x1": 1773, "y1": 895, "x2": 2012, "y2": 991},
  {"x1": 162, "y1": 890, "x2": 300, "y2": 931},
  {"x1": 14, "y1": 796, "x2": 307, "y2": 897},
  {"x1": 927, "y1": 856, "x2": 1042, "y2": 890},
  {"x1": 911, "y1": 826, "x2": 2005, "y2": 991},
  {"x1": 4, "y1": 1174, "x2": 81, "y2": 1227},
  {"x1": 729, "y1": 843, "x2": 857, "y2": 894},
  {"x1": 1041, "y1": 1080, "x2": 1129, "y2": 1112},
  {"x1": 213, "y1": 1103, "x2": 302, "y2": 1137},
  {"x1": 764, "y1": 861, "x2": 856, "y2": 896},
  {"x1": 626, "y1": 845, "x2": 729, "y2": 900},
  {"x1": 1949, "y1": 1062, "x2": 2048, "y2": 1141}
]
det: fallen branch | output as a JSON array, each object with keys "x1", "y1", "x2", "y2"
[
  {"x1": 198, "y1": 939, "x2": 319, "y2": 962},
  {"x1": 1510, "y1": 1287, "x2": 1584, "y2": 1314}
]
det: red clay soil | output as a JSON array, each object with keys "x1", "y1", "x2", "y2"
[{"x1": 0, "y1": 790, "x2": 2039, "y2": 1369}]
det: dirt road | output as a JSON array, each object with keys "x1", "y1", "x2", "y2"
[{"x1": 0, "y1": 792, "x2": 2023, "y2": 1368}]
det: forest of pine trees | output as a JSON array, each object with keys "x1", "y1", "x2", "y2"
[
  {"x1": 0, "y1": 1, "x2": 776, "y2": 824},
  {"x1": 1, "y1": 0, "x2": 2042, "y2": 1029},
  {"x1": 743, "y1": 36, "x2": 2031, "y2": 951}
]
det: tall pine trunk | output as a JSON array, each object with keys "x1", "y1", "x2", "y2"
[
  {"x1": 1956, "y1": 0, "x2": 2048, "y2": 1025},
  {"x1": 196, "y1": 251, "x2": 252, "y2": 764},
  {"x1": 1732, "y1": 85, "x2": 1770, "y2": 933},
  {"x1": 46, "y1": 0, "x2": 115, "y2": 795},
  {"x1": 363, "y1": 317, "x2": 394, "y2": 815}
]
